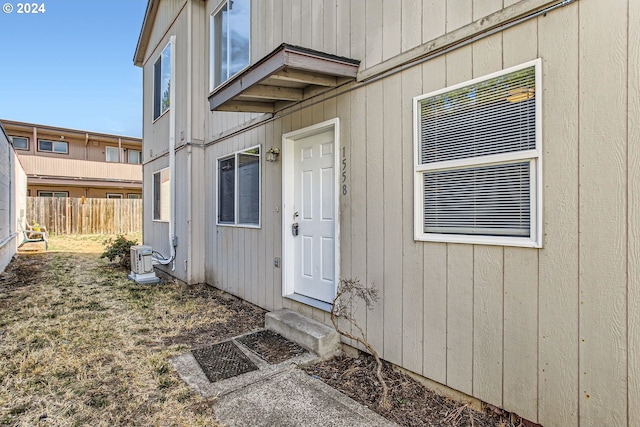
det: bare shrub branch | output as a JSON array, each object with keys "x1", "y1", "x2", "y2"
[{"x1": 330, "y1": 278, "x2": 389, "y2": 409}]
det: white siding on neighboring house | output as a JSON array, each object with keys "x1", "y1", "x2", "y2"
[{"x1": 0, "y1": 125, "x2": 26, "y2": 273}]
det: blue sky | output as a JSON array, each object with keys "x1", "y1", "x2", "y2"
[{"x1": 0, "y1": 0, "x2": 148, "y2": 137}]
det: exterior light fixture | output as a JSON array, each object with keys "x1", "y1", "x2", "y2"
[{"x1": 266, "y1": 147, "x2": 280, "y2": 162}]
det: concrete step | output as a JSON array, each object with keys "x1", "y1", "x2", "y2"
[{"x1": 265, "y1": 309, "x2": 340, "y2": 359}]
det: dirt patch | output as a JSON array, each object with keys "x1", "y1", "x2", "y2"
[
  {"x1": 0, "y1": 254, "x2": 48, "y2": 293},
  {"x1": 237, "y1": 329, "x2": 307, "y2": 364},
  {"x1": 304, "y1": 353, "x2": 520, "y2": 427},
  {"x1": 161, "y1": 283, "x2": 266, "y2": 347}
]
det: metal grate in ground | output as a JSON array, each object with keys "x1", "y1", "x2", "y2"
[
  {"x1": 192, "y1": 340, "x2": 258, "y2": 383},
  {"x1": 237, "y1": 329, "x2": 307, "y2": 364}
]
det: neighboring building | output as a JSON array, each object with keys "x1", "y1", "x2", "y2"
[
  {"x1": 1, "y1": 120, "x2": 143, "y2": 199},
  {"x1": 134, "y1": 1, "x2": 640, "y2": 426},
  {"x1": 0, "y1": 122, "x2": 27, "y2": 273}
]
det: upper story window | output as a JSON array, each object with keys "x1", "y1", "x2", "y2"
[
  {"x1": 106, "y1": 146, "x2": 123, "y2": 162},
  {"x1": 38, "y1": 191, "x2": 68, "y2": 197},
  {"x1": 210, "y1": 0, "x2": 251, "y2": 90},
  {"x1": 128, "y1": 149, "x2": 142, "y2": 164},
  {"x1": 10, "y1": 136, "x2": 28, "y2": 150},
  {"x1": 38, "y1": 139, "x2": 68, "y2": 154},
  {"x1": 413, "y1": 59, "x2": 542, "y2": 248},
  {"x1": 153, "y1": 42, "x2": 171, "y2": 120}
]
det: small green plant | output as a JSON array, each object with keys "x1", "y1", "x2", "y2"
[{"x1": 101, "y1": 235, "x2": 138, "y2": 270}]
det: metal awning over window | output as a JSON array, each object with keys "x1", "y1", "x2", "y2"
[{"x1": 208, "y1": 44, "x2": 360, "y2": 113}]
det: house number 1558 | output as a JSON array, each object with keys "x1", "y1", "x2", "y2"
[{"x1": 342, "y1": 147, "x2": 347, "y2": 195}]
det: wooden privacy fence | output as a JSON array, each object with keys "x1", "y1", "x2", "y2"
[{"x1": 27, "y1": 197, "x2": 142, "y2": 235}]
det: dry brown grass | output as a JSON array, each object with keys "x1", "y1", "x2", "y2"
[
  {"x1": 0, "y1": 234, "x2": 262, "y2": 426},
  {"x1": 18, "y1": 232, "x2": 142, "y2": 254}
]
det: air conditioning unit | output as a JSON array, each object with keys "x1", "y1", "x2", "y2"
[
  {"x1": 131, "y1": 245, "x2": 153, "y2": 274},
  {"x1": 128, "y1": 245, "x2": 160, "y2": 284}
]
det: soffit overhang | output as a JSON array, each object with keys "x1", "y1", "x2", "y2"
[
  {"x1": 208, "y1": 44, "x2": 360, "y2": 113},
  {"x1": 133, "y1": 0, "x2": 159, "y2": 67}
]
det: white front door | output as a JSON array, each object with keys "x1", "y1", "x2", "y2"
[{"x1": 283, "y1": 120, "x2": 339, "y2": 305}]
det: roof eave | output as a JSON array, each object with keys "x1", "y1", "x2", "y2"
[
  {"x1": 133, "y1": 0, "x2": 158, "y2": 67},
  {"x1": 208, "y1": 43, "x2": 361, "y2": 113}
]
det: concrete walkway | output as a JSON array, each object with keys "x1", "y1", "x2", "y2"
[{"x1": 171, "y1": 335, "x2": 398, "y2": 427}]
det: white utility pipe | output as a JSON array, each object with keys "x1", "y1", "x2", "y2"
[{"x1": 168, "y1": 34, "x2": 177, "y2": 271}]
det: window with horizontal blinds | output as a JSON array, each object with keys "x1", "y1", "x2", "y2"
[
  {"x1": 217, "y1": 146, "x2": 261, "y2": 227},
  {"x1": 218, "y1": 156, "x2": 235, "y2": 223},
  {"x1": 414, "y1": 59, "x2": 541, "y2": 247},
  {"x1": 423, "y1": 163, "x2": 530, "y2": 236},
  {"x1": 420, "y1": 67, "x2": 536, "y2": 164}
]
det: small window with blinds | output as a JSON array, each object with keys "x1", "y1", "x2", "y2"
[
  {"x1": 217, "y1": 146, "x2": 261, "y2": 227},
  {"x1": 413, "y1": 59, "x2": 542, "y2": 247}
]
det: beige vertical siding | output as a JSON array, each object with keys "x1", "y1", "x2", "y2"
[
  {"x1": 422, "y1": 0, "x2": 446, "y2": 43},
  {"x1": 381, "y1": 74, "x2": 403, "y2": 365},
  {"x1": 401, "y1": 0, "x2": 421, "y2": 52},
  {"x1": 364, "y1": 81, "x2": 385, "y2": 353},
  {"x1": 145, "y1": 0, "x2": 188, "y2": 64},
  {"x1": 537, "y1": 4, "x2": 579, "y2": 425},
  {"x1": 447, "y1": 0, "x2": 473, "y2": 32},
  {"x1": 201, "y1": 1, "x2": 639, "y2": 424},
  {"x1": 140, "y1": 1, "x2": 640, "y2": 425},
  {"x1": 187, "y1": 1, "x2": 207, "y2": 284},
  {"x1": 629, "y1": 0, "x2": 640, "y2": 425},
  {"x1": 578, "y1": 0, "x2": 628, "y2": 425}
]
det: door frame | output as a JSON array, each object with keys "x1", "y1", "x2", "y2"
[{"x1": 281, "y1": 118, "x2": 341, "y2": 311}]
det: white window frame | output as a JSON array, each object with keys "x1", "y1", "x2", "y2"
[
  {"x1": 38, "y1": 139, "x2": 68, "y2": 154},
  {"x1": 10, "y1": 136, "x2": 29, "y2": 150},
  {"x1": 128, "y1": 149, "x2": 142, "y2": 164},
  {"x1": 128, "y1": 193, "x2": 142, "y2": 199},
  {"x1": 38, "y1": 191, "x2": 68, "y2": 197},
  {"x1": 216, "y1": 145, "x2": 261, "y2": 228},
  {"x1": 153, "y1": 42, "x2": 172, "y2": 121},
  {"x1": 210, "y1": 0, "x2": 251, "y2": 91},
  {"x1": 413, "y1": 59, "x2": 542, "y2": 248},
  {"x1": 106, "y1": 146, "x2": 123, "y2": 163},
  {"x1": 153, "y1": 167, "x2": 171, "y2": 222},
  {"x1": 106, "y1": 193, "x2": 123, "y2": 199}
]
